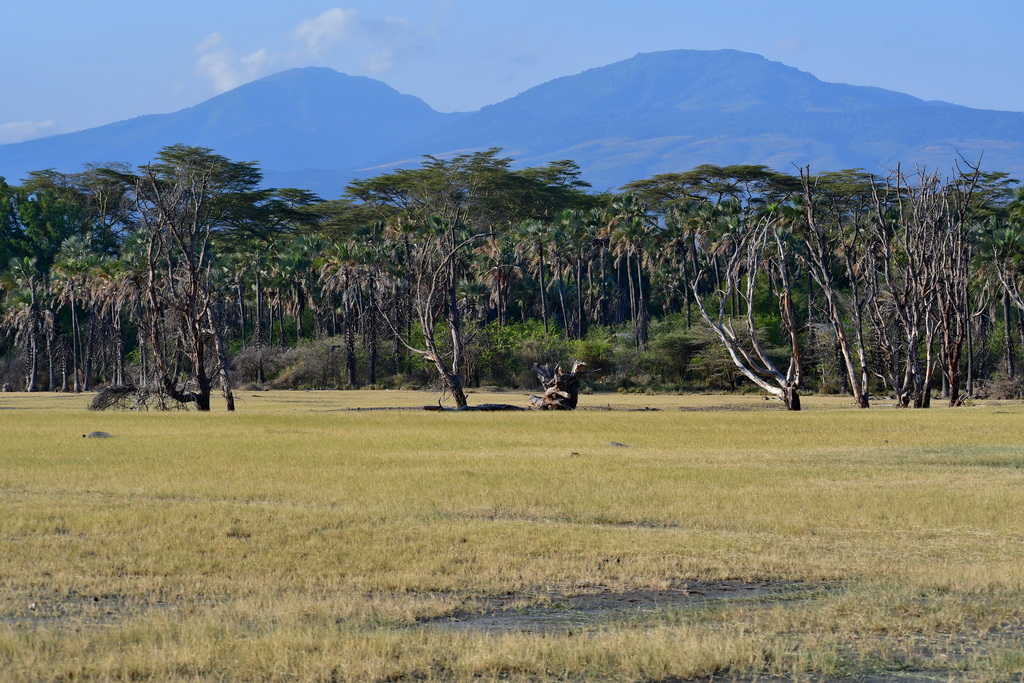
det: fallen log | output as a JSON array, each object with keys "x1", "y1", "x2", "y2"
[{"x1": 423, "y1": 403, "x2": 527, "y2": 411}]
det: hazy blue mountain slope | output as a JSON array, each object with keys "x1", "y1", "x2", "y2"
[
  {"x1": 2, "y1": 50, "x2": 1022, "y2": 195},
  {"x1": 397, "y1": 48, "x2": 1024, "y2": 188},
  {"x1": 0, "y1": 68, "x2": 461, "y2": 190},
  {"x1": 398, "y1": 50, "x2": 1024, "y2": 188}
]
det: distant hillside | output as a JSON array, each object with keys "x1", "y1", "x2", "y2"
[
  {"x1": 399, "y1": 49, "x2": 1024, "y2": 189},
  {"x1": 0, "y1": 68, "x2": 464, "y2": 195},
  {"x1": 2, "y1": 50, "x2": 1022, "y2": 195}
]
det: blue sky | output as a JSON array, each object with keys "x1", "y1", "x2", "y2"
[{"x1": 2, "y1": 0, "x2": 1021, "y2": 144}]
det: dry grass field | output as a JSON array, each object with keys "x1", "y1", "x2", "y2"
[{"x1": 2, "y1": 389, "x2": 1024, "y2": 680}]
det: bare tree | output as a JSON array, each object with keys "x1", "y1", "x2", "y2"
[
  {"x1": 801, "y1": 169, "x2": 877, "y2": 408},
  {"x1": 691, "y1": 210, "x2": 804, "y2": 410},
  {"x1": 866, "y1": 167, "x2": 973, "y2": 407},
  {"x1": 933, "y1": 164, "x2": 981, "y2": 406},
  {"x1": 376, "y1": 217, "x2": 482, "y2": 408}
]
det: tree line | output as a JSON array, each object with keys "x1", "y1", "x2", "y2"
[{"x1": 1, "y1": 145, "x2": 1022, "y2": 410}]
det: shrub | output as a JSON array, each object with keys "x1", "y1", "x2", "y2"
[
  {"x1": 268, "y1": 340, "x2": 344, "y2": 389},
  {"x1": 974, "y1": 375, "x2": 1024, "y2": 400},
  {"x1": 641, "y1": 329, "x2": 703, "y2": 383},
  {"x1": 474, "y1": 321, "x2": 569, "y2": 388},
  {"x1": 233, "y1": 345, "x2": 289, "y2": 387},
  {"x1": 568, "y1": 337, "x2": 615, "y2": 375}
]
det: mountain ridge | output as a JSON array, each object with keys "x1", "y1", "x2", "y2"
[
  {"x1": 399, "y1": 49, "x2": 1023, "y2": 189},
  {"x1": 1, "y1": 49, "x2": 1022, "y2": 195}
]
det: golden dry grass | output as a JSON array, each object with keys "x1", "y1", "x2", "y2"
[{"x1": 2, "y1": 389, "x2": 1024, "y2": 680}]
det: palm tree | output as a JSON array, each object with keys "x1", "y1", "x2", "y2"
[
  {"x1": 319, "y1": 240, "x2": 363, "y2": 387},
  {"x1": 1, "y1": 257, "x2": 46, "y2": 391},
  {"x1": 544, "y1": 221, "x2": 572, "y2": 335},
  {"x1": 514, "y1": 219, "x2": 552, "y2": 334},
  {"x1": 606, "y1": 193, "x2": 654, "y2": 348},
  {"x1": 974, "y1": 215, "x2": 1024, "y2": 380},
  {"x1": 553, "y1": 208, "x2": 600, "y2": 339},
  {"x1": 473, "y1": 235, "x2": 520, "y2": 326},
  {"x1": 51, "y1": 234, "x2": 101, "y2": 391},
  {"x1": 89, "y1": 246, "x2": 144, "y2": 388},
  {"x1": 274, "y1": 235, "x2": 321, "y2": 343},
  {"x1": 661, "y1": 202, "x2": 706, "y2": 328},
  {"x1": 265, "y1": 248, "x2": 290, "y2": 348}
]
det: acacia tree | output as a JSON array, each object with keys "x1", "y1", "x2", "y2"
[
  {"x1": 0, "y1": 179, "x2": 21, "y2": 268},
  {"x1": 344, "y1": 149, "x2": 582, "y2": 405},
  {"x1": 124, "y1": 145, "x2": 263, "y2": 411},
  {"x1": 8, "y1": 152, "x2": 1024, "y2": 399}
]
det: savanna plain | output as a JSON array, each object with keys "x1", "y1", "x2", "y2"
[{"x1": 3, "y1": 390, "x2": 1024, "y2": 681}]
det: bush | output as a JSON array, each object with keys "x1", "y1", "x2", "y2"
[
  {"x1": 641, "y1": 329, "x2": 703, "y2": 382},
  {"x1": 568, "y1": 337, "x2": 615, "y2": 376},
  {"x1": 233, "y1": 345, "x2": 289, "y2": 387},
  {"x1": 474, "y1": 321, "x2": 569, "y2": 388},
  {"x1": 974, "y1": 375, "x2": 1024, "y2": 400},
  {"x1": 267, "y1": 340, "x2": 344, "y2": 389}
]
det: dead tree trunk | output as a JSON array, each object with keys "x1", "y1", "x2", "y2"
[
  {"x1": 208, "y1": 302, "x2": 235, "y2": 412},
  {"x1": 530, "y1": 361, "x2": 587, "y2": 410}
]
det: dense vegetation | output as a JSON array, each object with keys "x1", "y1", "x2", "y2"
[{"x1": 1, "y1": 145, "x2": 1022, "y2": 409}]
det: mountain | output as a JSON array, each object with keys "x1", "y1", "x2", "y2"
[
  {"x1": 401, "y1": 49, "x2": 1024, "y2": 189},
  {"x1": 2, "y1": 50, "x2": 1023, "y2": 195},
  {"x1": 0, "y1": 67, "x2": 465, "y2": 195}
]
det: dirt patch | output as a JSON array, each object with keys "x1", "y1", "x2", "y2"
[
  {"x1": 443, "y1": 509, "x2": 681, "y2": 529},
  {"x1": 1, "y1": 589, "x2": 177, "y2": 630},
  {"x1": 582, "y1": 403, "x2": 769, "y2": 413},
  {"x1": 421, "y1": 580, "x2": 815, "y2": 635},
  {"x1": 675, "y1": 404, "x2": 763, "y2": 412}
]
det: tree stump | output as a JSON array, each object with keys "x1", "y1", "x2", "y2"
[{"x1": 530, "y1": 361, "x2": 587, "y2": 410}]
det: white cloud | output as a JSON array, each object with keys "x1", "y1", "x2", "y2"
[
  {"x1": 194, "y1": 33, "x2": 277, "y2": 92},
  {"x1": 241, "y1": 48, "x2": 272, "y2": 73},
  {"x1": 291, "y1": 8, "x2": 358, "y2": 55},
  {"x1": 191, "y1": 7, "x2": 428, "y2": 93},
  {"x1": 195, "y1": 50, "x2": 238, "y2": 92},
  {"x1": 773, "y1": 39, "x2": 805, "y2": 53},
  {"x1": 195, "y1": 32, "x2": 226, "y2": 54},
  {"x1": 289, "y1": 8, "x2": 422, "y2": 75},
  {"x1": 0, "y1": 120, "x2": 58, "y2": 144}
]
